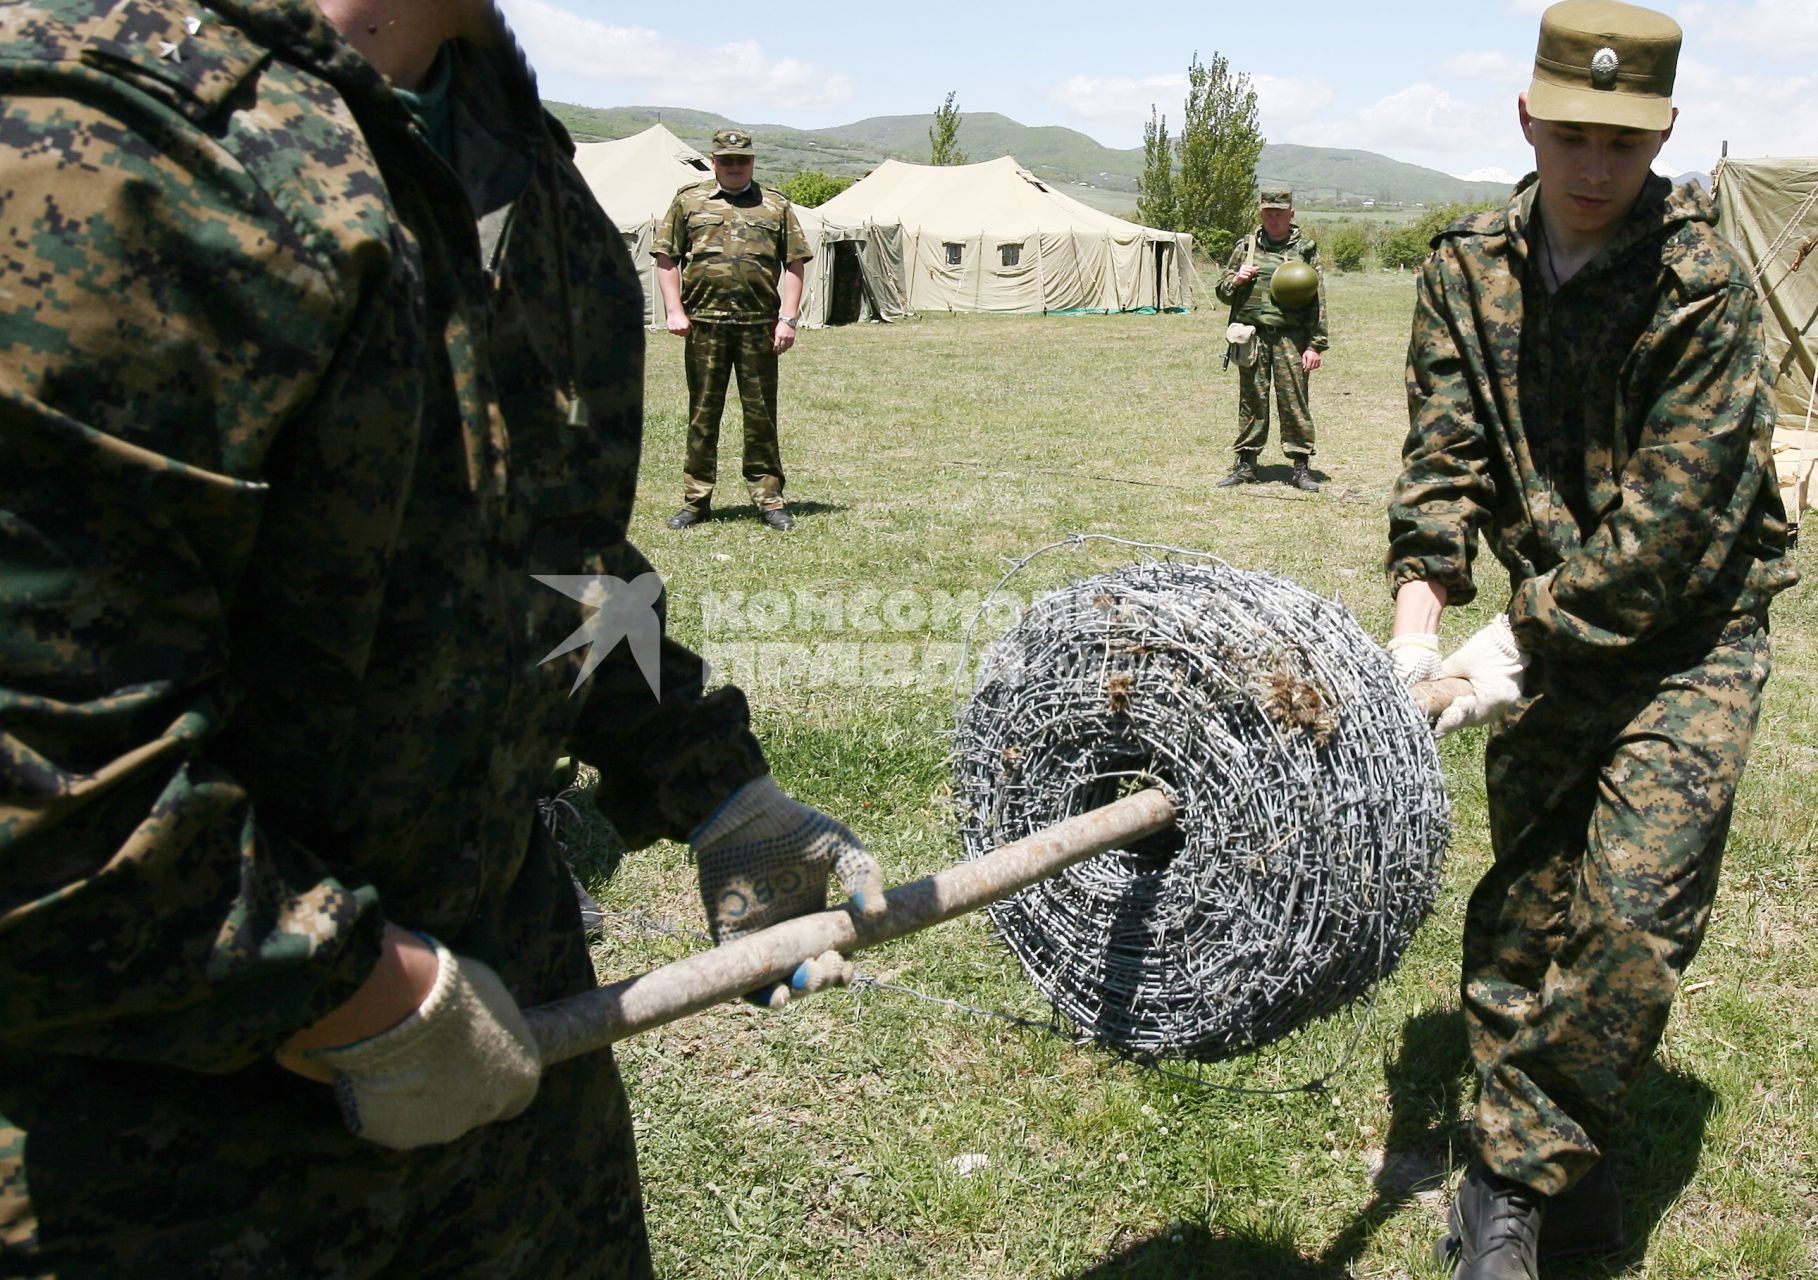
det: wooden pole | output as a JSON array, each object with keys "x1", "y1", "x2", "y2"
[{"x1": 527, "y1": 786, "x2": 1179, "y2": 1065}]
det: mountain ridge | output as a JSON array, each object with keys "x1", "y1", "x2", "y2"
[{"x1": 547, "y1": 103, "x2": 1520, "y2": 214}]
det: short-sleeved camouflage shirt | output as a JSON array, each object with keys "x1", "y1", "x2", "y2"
[{"x1": 652, "y1": 179, "x2": 812, "y2": 323}]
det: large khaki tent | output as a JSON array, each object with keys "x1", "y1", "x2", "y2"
[
  {"x1": 572, "y1": 124, "x2": 711, "y2": 329},
  {"x1": 1714, "y1": 155, "x2": 1818, "y2": 521},
  {"x1": 571, "y1": 124, "x2": 907, "y2": 328},
  {"x1": 816, "y1": 157, "x2": 1193, "y2": 315}
]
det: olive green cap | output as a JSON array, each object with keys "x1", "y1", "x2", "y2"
[
  {"x1": 1526, "y1": 0, "x2": 1680, "y2": 130},
  {"x1": 1259, "y1": 185, "x2": 1293, "y2": 209},
  {"x1": 711, "y1": 128, "x2": 756, "y2": 157}
]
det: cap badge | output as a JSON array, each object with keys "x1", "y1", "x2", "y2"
[{"x1": 1590, "y1": 47, "x2": 1620, "y2": 88}]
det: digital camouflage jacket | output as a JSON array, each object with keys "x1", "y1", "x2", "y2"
[
  {"x1": 652, "y1": 179, "x2": 813, "y2": 323},
  {"x1": 1214, "y1": 226, "x2": 1329, "y2": 350},
  {"x1": 1388, "y1": 174, "x2": 1796, "y2": 658},
  {"x1": 0, "y1": 0, "x2": 767, "y2": 1074}
]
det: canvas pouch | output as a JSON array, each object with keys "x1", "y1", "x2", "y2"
[{"x1": 1225, "y1": 322, "x2": 1259, "y2": 367}]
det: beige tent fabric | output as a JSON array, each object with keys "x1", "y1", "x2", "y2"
[
  {"x1": 816, "y1": 157, "x2": 1193, "y2": 314},
  {"x1": 571, "y1": 124, "x2": 907, "y2": 328},
  {"x1": 793, "y1": 204, "x2": 911, "y2": 326},
  {"x1": 1714, "y1": 156, "x2": 1818, "y2": 515},
  {"x1": 571, "y1": 125, "x2": 713, "y2": 329}
]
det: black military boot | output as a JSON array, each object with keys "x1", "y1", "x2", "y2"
[
  {"x1": 760, "y1": 506, "x2": 794, "y2": 531},
  {"x1": 1540, "y1": 1160, "x2": 1623, "y2": 1260},
  {"x1": 1289, "y1": 456, "x2": 1321, "y2": 492},
  {"x1": 666, "y1": 505, "x2": 707, "y2": 529},
  {"x1": 1216, "y1": 455, "x2": 1258, "y2": 488},
  {"x1": 1434, "y1": 1163, "x2": 1544, "y2": 1280}
]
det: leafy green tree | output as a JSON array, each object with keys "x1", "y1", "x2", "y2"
[
  {"x1": 779, "y1": 170, "x2": 854, "y2": 208},
  {"x1": 1174, "y1": 51, "x2": 1264, "y2": 255},
  {"x1": 1198, "y1": 228, "x2": 1236, "y2": 263},
  {"x1": 1378, "y1": 202, "x2": 1494, "y2": 268},
  {"x1": 1329, "y1": 224, "x2": 1370, "y2": 272},
  {"x1": 929, "y1": 91, "x2": 968, "y2": 166},
  {"x1": 1136, "y1": 105, "x2": 1177, "y2": 230}
]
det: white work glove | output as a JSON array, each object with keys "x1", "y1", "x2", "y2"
[
  {"x1": 1384, "y1": 632, "x2": 1443, "y2": 685},
  {"x1": 290, "y1": 938, "x2": 541, "y2": 1150},
  {"x1": 693, "y1": 775, "x2": 886, "y2": 1008},
  {"x1": 1433, "y1": 615, "x2": 1529, "y2": 739}
]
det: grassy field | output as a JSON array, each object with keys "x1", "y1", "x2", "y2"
[{"x1": 569, "y1": 273, "x2": 1817, "y2": 1279}]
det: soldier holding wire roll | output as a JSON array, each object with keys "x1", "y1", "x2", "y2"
[{"x1": 1384, "y1": 3, "x2": 1797, "y2": 1275}]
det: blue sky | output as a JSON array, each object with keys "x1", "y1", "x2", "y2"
[{"x1": 499, "y1": 0, "x2": 1818, "y2": 181}]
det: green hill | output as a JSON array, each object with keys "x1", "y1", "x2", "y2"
[
  {"x1": 1258, "y1": 144, "x2": 1510, "y2": 206},
  {"x1": 546, "y1": 103, "x2": 1517, "y2": 216}
]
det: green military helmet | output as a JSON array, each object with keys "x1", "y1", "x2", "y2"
[{"x1": 1270, "y1": 260, "x2": 1320, "y2": 308}]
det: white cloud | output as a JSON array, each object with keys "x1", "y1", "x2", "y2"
[
  {"x1": 1660, "y1": 54, "x2": 1818, "y2": 170},
  {"x1": 1681, "y1": 0, "x2": 1818, "y2": 59},
  {"x1": 1317, "y1": 82, "x2": 1520, "y2": 171},
  {"x1": 1251, "y1": 74, "x2": 1337, "y2": 140},
  {"x1": 1046, "y1": 70, "x2": 1325, "y2": 147},
  {"x1": 497, "y1": 0, "x2": 853, "y2": 112},
  {"x1": 1432, "y1": 50, "x2": 1530, "y2": 87},
  {"x1": 1047, "y1": 73, "x2": 1189, "y2": 122}
]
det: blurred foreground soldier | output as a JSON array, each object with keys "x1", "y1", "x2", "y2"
[
  {"x1": 1384, "y1": 2, "x2": 1796, "y2": 1276},
  {"x1": 0, "y1": 1, "x2": 880, "y2": 1275},
  {"x1": 1214, "y1": 185, "x2": 1329, "y2": 492},
  {"x1": 655, "y1": 129, "x2": 813, "y2": 531}
]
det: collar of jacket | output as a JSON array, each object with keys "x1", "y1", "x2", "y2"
[
  {"x1": 1256, "y1": 224, "x2": 1300, "y2": 251},
  {"x1": 199, "y1": 0, "x2": 548, "y2": 201},
  {"x1": 1503, "y1": 170, "x2": 1704, "y2": 274}
]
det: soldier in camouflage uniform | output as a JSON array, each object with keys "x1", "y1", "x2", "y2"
[
  {"x1": 1214, "y1": 186, "x2": 1329, "y2": 492},
  {"x1": 0, "y1": 1, "x2": 881, "y2": 1276},
  {"x1": 654, "y1": 130, "x2": 813, "y2": 532},
  {"x1": 1383, "y1": 3, "x2": 1797, "y2": 1277}
]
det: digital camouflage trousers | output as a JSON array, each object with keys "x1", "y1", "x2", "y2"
[
  {"x1": 1465, "y1": 624, "x2": 1770, "y2": 1196},
  {"x1": 1233, "y1": 328, "x2": 1315, "y2": 459},
  {"x1": 681, "y1": 320, "x2": 785, "y2": 513}
]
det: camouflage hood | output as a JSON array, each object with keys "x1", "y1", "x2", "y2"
[{"x1": 197, "y1": 0, "x2": 548, "y2": 152}]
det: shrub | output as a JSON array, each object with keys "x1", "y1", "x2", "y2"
[
  {"x1": 778, "y1": 170, "x2": 854, "y2": 208},
  {"x1": 1198, "y1": 227, "x2": 1236, "y2": 264},
  {"x1": 1378, "y1": 202, "x2": 1498, "y2": 269},
  {"x1": 1329, "y1": 225, "x2": 1369, "y2": 272}
]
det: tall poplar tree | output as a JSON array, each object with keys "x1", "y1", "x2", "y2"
[
  {"x1": 929, "y1": 91, "x2": 968, "y2": 166},
  {"x1": 1136, "y1": 105, "x2": 1178, "y2": 231},
  {"x1": 1174, "y1": 51, "x2": 1264, "y2": 260}
]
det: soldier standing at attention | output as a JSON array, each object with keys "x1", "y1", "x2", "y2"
[
  {"x1": 0, "y1": 0, "x2": 881, "y2": 1274},
  {"x1": 1214, "y1": 185, "x2": 1329, "y2": 493},
  {"x1": 1384, "y1": 2, "x2": 1796, "y2": 1276},
  {"x1": 655, "y1": 129, "x2": 813, "y2": 532}
]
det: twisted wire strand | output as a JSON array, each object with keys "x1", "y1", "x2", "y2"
[{"x1": 953, "y1": 556, "x2": 1450, "y2": 1062}]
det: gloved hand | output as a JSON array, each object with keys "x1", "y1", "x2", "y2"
[
  {"x1": 285, "y1": 937, "x2": 541, "y2": 1150},
  {"x1": 1433, "y1": 615, "x2": 1529, "y2": 738},
  {"x1": 692, "y1": 775, "x2": 886, "y2": 1008},
  {"x1": 1385, "y1": 632, "x2": 1443, "y2": 685}
]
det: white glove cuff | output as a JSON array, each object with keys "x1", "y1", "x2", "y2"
[
  {"x1": 310, "y1": 936, "x2": 456, "y2": 1071},
  {"x1": 1485, "y1": 614, "x2": 1521, "y2": 660},
  {"x1": 1385, "y1": 633, "x2": 1441, "y2": 656}
]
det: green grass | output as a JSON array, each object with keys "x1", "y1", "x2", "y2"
[{"x1": 568, "y1": 273, "x2": 1818, "y2": 1278}]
